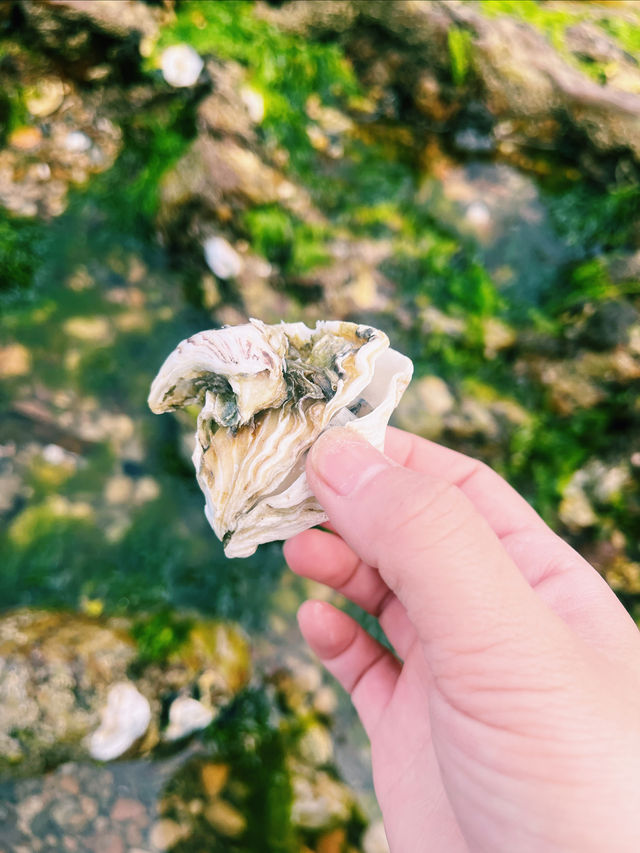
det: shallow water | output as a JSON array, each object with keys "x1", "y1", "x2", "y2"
[{"x1": 1, "y1": 0, "x2": 640, "y2": 849}]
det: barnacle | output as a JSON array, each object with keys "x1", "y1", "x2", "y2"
[{"x1": 149, "y1": 319, "x2": 412, "y2": 557}]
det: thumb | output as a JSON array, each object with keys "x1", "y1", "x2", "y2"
[{"x1": 307, "y1": 428, "x2": 563, "y2": 669}]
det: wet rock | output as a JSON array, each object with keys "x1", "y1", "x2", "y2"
[
  {"x1": 0, "y1": 610, "x2": 137, "y2": 776},
  {"x1": 0, "y1": 55, "x2": 122, "y2": 217},
  {"x1": 559, "y1": 473, "x2": 598, "y2": 531},
  {"x1": 198, "y1": 60, "x2": 258, "y2": 142},
  {"x1": 482, "y1": 317, "x2": 516, "y2": 358},
  {"x1": 559, "y1": 459, "x2": 632, "y2": 532},
  {"x1": 149, "y1": 818, "x2": 187, "y2": 850},
  {"x1": 20, "y1": 0, "x2": 159, "y2": 46},
  {"x1": 158, "y1": 134, "x2": 321, "y2": 247},
  {"x1": 200, "y1": 763, "x2": 229, "y2": 799},
  {"x1": 25, "y1": 77, "x2": 65, "y2": 117},
  {"x1": 393, "y1": 374, "x2": 456, "y2": 439},
  {"x1": 297, "y1": 722, "x2": 334, "y2": 766},
  {"x1": 0, "y1": 343, "x2": 32, "y2": 378},
  {"x1": 8, "y1": 126, "x2": 43, "y2": 151},
  {"x1": 64, "y1": 315, "x2": 114, "y2": 344},
  {"x1": 363, "y1": 820, "x2": 390, "y2": 853},
  {"x1": 290, "y1": 764, "x2": 356, "y2": 830},
  {"x1": 579, "y1": 300, "x2": 640, "y2": 350},
  {"x1": 565, "y1": 22, "x2": 637, "y2": 70},
  {"x1": 203, "y1": 799, "x2": 246, "y2": 837},
  {"x1": 264, "y1": 0, "x2": 640, "y2": 166},
  {"x1": 240, "y1": 86, "x2": 264, "y2": 124}
]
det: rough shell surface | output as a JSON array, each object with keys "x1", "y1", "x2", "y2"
[{"x1": 148, "y1": 319, "x2": 413, "y2": 557}]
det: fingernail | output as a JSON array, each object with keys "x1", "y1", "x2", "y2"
[{"x1": 310, "y1": 429, "x2": 389, "y2": 496}]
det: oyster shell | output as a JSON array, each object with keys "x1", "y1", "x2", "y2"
[{"x1": 149, "y1": 320, "x2": 413, "y2": 557}]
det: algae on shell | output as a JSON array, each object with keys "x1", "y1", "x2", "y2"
[{"x1": 149, "y1": 319, "x2": 413, "y2": 557}]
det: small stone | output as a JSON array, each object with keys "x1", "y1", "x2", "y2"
[
  {"x1": 482, "y1": 317, "x2": 516, "y2": 358},
  {"x1": 362, "y1": 820, "x2": 390, "y2": 853},
  {"x1": 204, "y1": 800, "x2": 246, "y2": 837},
  {"x1": 313, "y1": 686, "x2": 338, "y2": 716},
  {"x1": 240, "y1": 86, "x2": 264, "y2": 123},
  {"x1": 9, "y1": 126, "x2": 42, "y2": 150},
  {"x1": 59, "y1": 774, "x2": 80, "y2": 796},
  {"x1": 63, "y1": 316, "x2": 113, "y2": 343},
  {"x1": 454, "y1": 127, "x2": 495, "y2": 153},
  {"x1": 105, "y1": 475, "x2": 134, "y2": 505},
  {"x1": 26, "y1": 77, "x2": 65, "y2": 117},
  {"x1": 149, "y1": 818, "x2": 187, "y2": 850},
  {"x1": 317, "y1": 829, "x2": 346, "y2": 853},
  {"x1": 0, "y1": 343, "x2": 31, "y2": 378},
  {"x1": 298, "y1": 723, "x2": 333, "y2": 766},
  {"x1": 80, "y1": 796, "x2": 98, "y2": 821},
  {"x1": 111, "y1": 798, "x2": 148, "y2": 824},
  {"x1": 394, "y1": 375, "x2": 455, "y2": 439},
  {"x1": 559, "y1": 475, "x2": 598, "y2": 530},
  {"x1": 86, "y1": 833, "x2": 124, "y2": 853},
  {"x1": 203, "y1": 236, "x2": 243, "y2": 279},
  {"x1": 201, "y1": 763, "x2": 229, "y2": 799},
  {"x1": 64, "y1": 131, "x2": 92, "y2": 153},
  {"x1": 161, "y1": 44, "x2": 204, "y2": 88},
  {"x1": 133, "y1": 477, "x2": 160, "y2": 505}
]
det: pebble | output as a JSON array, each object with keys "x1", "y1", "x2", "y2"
[
  {"x1": 204, "y1": 800, "x2": 246, "y2": 837},
  {"x1": 0, "y1": 343, "x2": 32, "y2": 378},
  {"x1": 64, "y1": 131, "x2": 93, "y2": 152},
  {"x1": 363, "y1": 820, "x2": 390, "y2": 853},
  {"x1": 26, "y1": 78, "x2": 65, "y2": 117},
  {"x1": 110, "y1": 798, "x2": 148, "y2": 824},
  {"x1": 9, "y1": 126, "x2": 43, "y2": 150},
  {"x1": 240, "y1": 86, "x2": 264, "y2": 123},
  {"x1": 149, "y1": 818, "x2": 185, "y2": 850},
  {"x1": 200, "y1": 763, "x2": 229, "y2": 799}
]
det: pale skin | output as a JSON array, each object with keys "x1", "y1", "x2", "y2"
[{"x1": 283, "y1": 427, "x2": 640, "y2": 853}]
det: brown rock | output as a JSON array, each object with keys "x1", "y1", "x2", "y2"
[
  {"x1": 111, "y1": 797, "x2": 148, "y2": 824},
  {"x1": 8, "y1": 127, "x2": 43, "y2": 151},
  {"x1": 204, "y1": 800, "x2": 246, "y2": 837},
  {"x1": 201, "y1": 763, "x2": 229, "y2": 799},
  {"x1": 317, "y1": 828, "x2": 346, "y2": 853},
  {"x1": 149, "y1": 818, "x2": 187, "y2": 850}
]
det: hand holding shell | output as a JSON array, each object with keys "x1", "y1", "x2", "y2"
[{"x1": 149, "y1": 319, "x2": 413, "y2": 557}]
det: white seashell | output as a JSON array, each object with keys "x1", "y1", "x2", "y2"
[
  {"x1": 161, "y1": 44, "x2": 204, "y2": 88},
  {"x1": 203, "y1": 236, "x2": 244, "y2": 279},
  {"x1": 88, "y1": 682, "x2": 151, "y2": 761},
  {"x1": 149, "y1": 319, "x2": 413, "y2": 558},
  {"x1": 165, "y1": 696, "x2": 214, "y2": 741}
]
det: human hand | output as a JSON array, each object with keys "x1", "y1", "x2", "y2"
[{"x1": 284, "y1": 427, "x2": 640, "y2": 852}]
